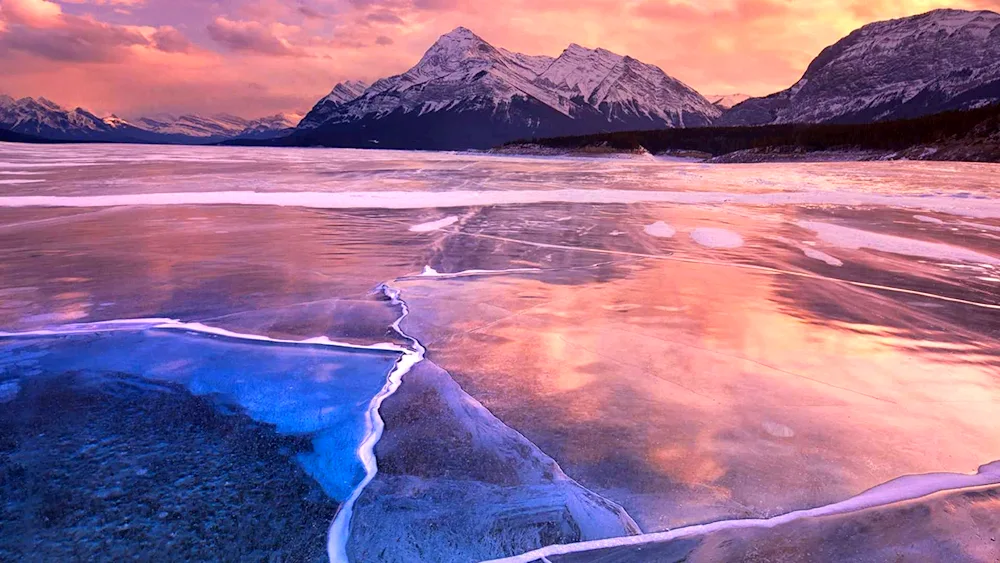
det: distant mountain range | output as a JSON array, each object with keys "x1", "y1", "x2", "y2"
[
  {"x1": 262, "y1": 9, "x2": 1000, "y2": 150},
  {"x1": 0, "y1": 95, "x2": 297, "y2": 144},
  {"x1": 4, "y1": 9, "x2": 1000, "y2": 151},
  {"x1": 705, "y1": 94, "x2": 751, "y2": 110}
]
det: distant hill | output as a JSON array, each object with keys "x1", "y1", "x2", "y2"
[
  {"x1": 705, "y1": 94, "x2": 751, "y2": 110},
  {"x1": 499, "y1": 102, "x2": 1000, "y2": 163}
]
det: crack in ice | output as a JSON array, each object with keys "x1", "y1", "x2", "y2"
[
  {"x1": 326, "y1": 283, "x2": 426, "y2": 563},
  {"x1": 486, "y1": 461, "x2": 1000, "y2": 563}
]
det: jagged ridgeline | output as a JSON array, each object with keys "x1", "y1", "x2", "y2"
[
  {"x1": 288, "y1": 28, "x2": 720, "y2": 150},
  {"x1": 280, "y1": 9, "x2": 1000, "y2": 152}
]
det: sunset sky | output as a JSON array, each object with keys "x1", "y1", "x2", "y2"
[{"x1": 1, "y1": 0, "x2": 999, "y2": 119}]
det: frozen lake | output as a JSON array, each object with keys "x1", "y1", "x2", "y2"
[{"x1": 1, "y1": 143, "x2": 999, "y2": 562}]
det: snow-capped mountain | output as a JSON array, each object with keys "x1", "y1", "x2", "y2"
[
  {"x1": 720, "y1": 9, "x2": 1000, "y2": 126},
  {"x1": 298, "y1": 81, "x2": 368, "y2": 129},
  {"x1": 132, "y1": 113, "x2": 297, "y2": 139},
  {"x1": 705, "y1": 94, "x2": 751, "y2": 110},
  {"x1": 0, "y1": 95, "x2": 299, "y2": 143},
  {"x1": 291, "y1": 27, "x2": 720, "y2": 150},
  {"x1": 133, "y1": 114, "x2": 250, "y2": 138},
  {"x1": 0, "y1": 95, "x2": 117, "y2": 140},
  {"x1": 237, "y1": 114, "x2": 300, "y2": 139}
]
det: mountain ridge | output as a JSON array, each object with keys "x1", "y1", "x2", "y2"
[
  {"x1": 8, "y1": 9, "x2": 1000, "y2": 150},
  {"x1": 720, "y1": 8, "x2": 1000, "y2": 126},
  {"x1": 289, "y1": 27, "x2": 720, "y2": 150},
  {"x1": 0, "y1": 96, "x2": 297, "y2": 143}
]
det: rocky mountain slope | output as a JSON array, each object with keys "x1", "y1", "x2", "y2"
[
  {"x1": 720, "y1": 9, "x2": 1000, "y2": 126},
  {"x1": 290, "y1": 27, "x2": 720, "y2": 150}
]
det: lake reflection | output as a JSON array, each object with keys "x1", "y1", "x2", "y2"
[{"x1": 1, "y1": 144, "x2": 998, "y2": 561}]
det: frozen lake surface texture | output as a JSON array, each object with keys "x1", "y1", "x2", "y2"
[{"x1": 1, "y1": 143, "x2": 999, "y2": 562}]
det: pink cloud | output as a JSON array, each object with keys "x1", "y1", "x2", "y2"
[
  {"x1": 151, "y1": 25, "x2": 192, "y2": 53},
  {"x1": 206, "y1": 16, "x2": 307, "y2": 57}
]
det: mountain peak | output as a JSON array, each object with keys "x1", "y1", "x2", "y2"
[
  {"x1": 407, "y1": 26, "x2": 501, "y2": 80},
  {"x1": 564, "y1": 43, "x2": 617, "y2": 56},
  {"x1": 298, "y1": 80, "x2": 369, "y2": 129},
  {"x1": 538, "y1": 43, "x2": 624, "y2": 99},
  {"x1": 441, "y1": 26, "x2": 480, "y2": 40},
  {"x1": 706, "y1": 94, "x2": 751, "y2": 109},
  {"x1": 36, "y1": 97, "x2": 62, "y2": 111},
  {"x1": 424, "y1": 26, "x2": 492, "y2": 56},
  {"x1": 428, "y1": 26, "x2": 490, "y2": 52}
]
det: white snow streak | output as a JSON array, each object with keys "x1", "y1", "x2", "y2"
[
  {"x1": 487, "y1": 461, "x2": 1000, "y2": 563},
  {"x1": 409, "y1": 216, "x2": 458, "y2": 232},
  {"x1": 2, "y1": 189, "x2": 1000, "y2": 219},
  {"x1": 799, "y1": 221, "x2": 1000, "y2": 264}
]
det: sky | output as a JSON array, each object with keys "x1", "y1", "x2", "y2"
[{"x1": 1, "y1": 0, "x2": 999, "y2": 119}]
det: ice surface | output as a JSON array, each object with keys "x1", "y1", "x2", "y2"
[
  {"x1": 2, "y1": 144, "x2": 1000, "y2": 563},
  {"x1": 347, "y1": 360, "x2": 639, "y2": 562},
  {"x1": 0, "y1": 380, "x2": 19, "y2": 403}
]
